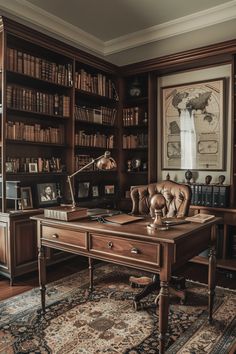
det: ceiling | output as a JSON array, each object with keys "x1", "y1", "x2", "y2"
[{"x1": 0, "y1": 0, "x2": 236, "y2": 55}]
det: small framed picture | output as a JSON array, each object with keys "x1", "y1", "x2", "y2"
[
  {"x1": 37, "y1": 182, "x2": 59, "y2": 207},
  {"x1": 5, "y1": 162, "x2": 14, "y2": 172},
  {"x1": 92, "y1": 185, "x2": 99, "y2": 197},
  {"x1": 29, "y1": 163, "x2": 38, "y2": 173},
  {"x1": 78, "y1": 182, "x2": 90, "y2": 198},
  {"x1": 104, "y1": 185, "x2": 115, "y2": 195},
  {"x1": 20, "y1": 187, "x2": 33, "y2": 210}
]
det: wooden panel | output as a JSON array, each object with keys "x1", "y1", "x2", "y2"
[
  {"x1": 0, "y1": 222, "x2": 8, "y2": 267},
  {"x1": 13, "y1": 219, "x2": 37, "y2": 266},
  {"x1": 89, "y1": 233, "x2": 160, "y2": 266},
  {"x1": 42, "y1": 226, "x2": 86, "y2": 249}
]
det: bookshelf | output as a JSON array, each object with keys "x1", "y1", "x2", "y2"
[
  {"x1": 73, "y1": 61, "x2": 119, "y2": 208},
  {"x1": 120, "y1": 74, "x2": 149, "y2": 202},
  {"x1": 0, "y1": 17, "x2": 119, "y2": 283}
]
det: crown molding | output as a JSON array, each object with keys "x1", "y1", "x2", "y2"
[
  {"x1": 0, "y1": 0, "x2": 104, "y2": 54},
  {"x1": 104, "y1": 0, "x2": 236, "y2": 55},
  {"x1": 0, "y1": 0, "x2": 236, "y2": 56}
]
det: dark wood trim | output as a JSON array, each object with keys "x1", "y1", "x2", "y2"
[
  {"x1": 121, "y1": 40, "x2": 236, "y2": 75},
  {"x1": 1, "y1": 16, "x2": 118, "y2": 74}
]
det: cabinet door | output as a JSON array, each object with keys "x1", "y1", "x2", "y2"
[
  {"x1": 0, "y1": 222, "x2": 9, "y2": 270},
  {"x1": 13, "y1": 219, "x2": 38, "y2": 270}
]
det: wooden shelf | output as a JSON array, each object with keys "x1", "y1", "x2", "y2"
[
  {"x1": 191, "y1": 256, "x2": 236, "y2": 271},
  {"x1": 124, "y1": 96, "x2": 148, "y2": 104},
  {"x1": 75, "y1": 88, "x2": 117, "y2": 104},
  {"x1": 6, "y1": 139, "x2": 66, "y2": 147},
  {"x1": 7, "y1": 107, "x2": 69, "y2": 120},
  {"x1": 6, "y1": 172, "x2": 67, "y2": 177},
  {"x1": 7, "y1": 70, "x2": 72, "y2": 89}
]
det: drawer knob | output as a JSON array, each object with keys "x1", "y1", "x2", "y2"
[
  {"x1": 131, "y1": 247, "x2": 139, "y2": 254},
  {"x1": 52, "y1": 234, "x2": 59, "y2": 239},
  {"x1": 107, "y1": 241, "x2": 113, "y2": 249}
]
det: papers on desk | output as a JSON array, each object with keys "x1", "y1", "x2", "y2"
[
  {"x1": 104, "y1": 214, "x2": 144, "y2": 224},
  {"x1": 185, "y1": 214, "x2": 215, "y2": 223},
  {"x1": 162, "y1": 218, "x2": 190, "y2": 226}
]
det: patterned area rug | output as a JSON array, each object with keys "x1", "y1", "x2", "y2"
[{"x1": 0, "y1": 264, "x2": 236, "y2": 354}]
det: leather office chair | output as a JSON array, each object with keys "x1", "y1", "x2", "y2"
[{"x1": 129, "y1": 180, "x2": 192, "y2": 310}]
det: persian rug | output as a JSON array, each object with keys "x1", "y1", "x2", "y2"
[{"x1": 0, "y1": 264, "x2": 235, "y2": 354}]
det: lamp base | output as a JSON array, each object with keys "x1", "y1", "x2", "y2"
[
  {"x1": 44, "y1": 205, "x2": 88, "y2": 221},
  {"x1": 147, "y1": 223, "x2": 169, "y2": 231}
]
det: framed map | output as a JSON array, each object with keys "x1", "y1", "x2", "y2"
[{"x1": 161, "y1": 78, "x2": 225, "y2": 170}]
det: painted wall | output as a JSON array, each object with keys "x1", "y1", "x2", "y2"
[
  {"x1": 106, "y1": 19, "x2": 236, "y2": 66},
  {"x1": 157, "y1": 64, "x2": 232, "y2": 184}
]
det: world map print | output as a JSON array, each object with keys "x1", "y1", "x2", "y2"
[{"x1": 162, "y1": 79, "x2": 225, "y2": 170}]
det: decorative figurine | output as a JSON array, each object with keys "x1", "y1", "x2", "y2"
[
  {"x1": 127, "y1": 160, "x2": 132, "y2": 172},
  {"x1": 185, "y1": 169, "x2": 192, "y2": 184},
  {"x1": 218, "y1": 175, "x2": 225, "y2": 185},
  {"x1": 129, "y1": 77, "x2": 142, "y2": 97},
  {"x1": 205, "y1": 175, "x2": 212, "y2": 185},
  {"x1": 166, "y1": 173, "x2": 170, "y2": 181}
]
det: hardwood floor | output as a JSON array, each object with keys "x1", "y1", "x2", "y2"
[{"x1": 0, "y1": 257, "x2": 235, "y2": 301}]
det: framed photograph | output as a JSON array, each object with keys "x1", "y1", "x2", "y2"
[
  {"x1": 78, "y1": 182, "x2": 90, "y2": 198},
  {"x1": 37, "y1": 182, "x2": 58, "y2": 207},
  {"x1": 29, "y1": 163, "x2": 38, "y2": 173},
  {"x1": 5, "y1": 162, "x2": 14, "y2": 172},
  {"x1": 161, "y1": 78, "x2": 225, "y2": 170},
  {"x1": 104, "y1": 184, "x2": 115, "y2": 195},
  {"x1": 92, "y1": 185, "x2": 99, "y2": 197},
  {"x1": 20, "y1": 187, "x2": 33, "y2": 210}
]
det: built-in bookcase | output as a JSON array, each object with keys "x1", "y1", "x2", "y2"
[{"x1": 73, "y1": 61, "x2": 119, "y2": 208}]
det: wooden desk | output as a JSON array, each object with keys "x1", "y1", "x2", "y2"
[{"x1": 32, "y1": 215, "x2": 219, "y2": 354}]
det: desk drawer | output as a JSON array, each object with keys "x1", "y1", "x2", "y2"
[
  {"x1": 42, "y1": 226, "x2": 86, "y2": 249},
  {"x1": 89, "y1": 234, "x2": 160, "y2": 266}
]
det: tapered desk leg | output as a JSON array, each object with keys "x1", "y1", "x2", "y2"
[
  {"x1": 158, "y1": 280, "x2": 170, "y2": 354},
  {"x1": 38, "y1": 246, "x2": 46, "y2": 314},
  {"x1": 88, "y1": 257, "x2": 94, "y2": 292},
  {"x1": 208, "y1": 226, "x2": 216, "y2": 323}
]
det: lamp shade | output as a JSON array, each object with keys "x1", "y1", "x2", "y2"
[{"x1": 96, "y1": 151, "x2": 116, "y2": 170}]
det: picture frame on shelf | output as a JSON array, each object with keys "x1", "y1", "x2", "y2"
[
  {"x1": 78, "y1": 182, "x2": 90, "y2": 198},
  {"x1": 92, "y1": 185, "x2": 99, "y2": 197},
  {"x1": 20, "y1": 187, "x2": 33, "y2": 210},
  {"x1": 104, "y1": 184, "x2": 115, "y2": 195},
  {"x1": 37, "y1": 182, "x2": 59, "y2": 207},
  {"x1": 161, "y1": 78, "x2": 225, "y2": 170},
  {"x1": 5, "y1": 162, "x2": 14, "y2": 173},
  {"x1": 29, "y1": 162, "x2": 38, "y2": 173}
]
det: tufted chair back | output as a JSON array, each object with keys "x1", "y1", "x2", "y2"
[{"x1": 130, "y1": 180, "x2": 191, "y2": 218}]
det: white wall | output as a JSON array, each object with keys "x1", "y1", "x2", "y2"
[{"x1": 157, "y1": 64, "x2": 232, "y2": 184}]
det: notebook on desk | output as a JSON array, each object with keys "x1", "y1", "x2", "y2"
[{"x1": 104, "y1": 213, "x2": 144, "y2": 224}]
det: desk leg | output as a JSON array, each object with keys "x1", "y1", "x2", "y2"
[
  {"x1": 159, "y1": 280, "x2": 169, "y2": 354},
  {"x1": 208, "y1": 246, "x2": 216, "y2": 323},
  {"x1": 88, "y1": 257, "x2": 94, "y2": 292},
  {"x1": 38, "y1": 246, "x2": 46, "y2": 314}
]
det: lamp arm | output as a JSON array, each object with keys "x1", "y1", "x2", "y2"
[
  {"x1": 68, "y1": 154, "x2": 104, "y2": 179},
  {"x1": 67, "y1": 154, "x2": 104, "y2": 209}
]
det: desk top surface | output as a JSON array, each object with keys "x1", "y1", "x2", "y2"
[{"x1": 32, "y1": 215, "x2": 221, "y2": 244}]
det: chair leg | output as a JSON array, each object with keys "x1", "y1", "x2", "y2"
[
  {"x1": 130, "y1": 274, "x2": 187, "y2": 310},
  {"x1": 133, "y1": 274, "x2": 160, "y2": 310}
]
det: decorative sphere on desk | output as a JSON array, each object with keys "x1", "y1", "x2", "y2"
[{"x1": 150, "y1": 193, "x2": 166, "y2": 211}]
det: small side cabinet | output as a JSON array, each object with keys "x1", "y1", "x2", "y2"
[{"x1": 0, "y1": 210, "x2": 72, "y2": 284}]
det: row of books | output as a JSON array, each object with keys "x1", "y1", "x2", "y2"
[
  {"x1": 190, "y1": 183, "x2": 230, "y2": 208},
  {"x1": 6, "y1": 121, "x2": 65, "y2": 144},
  {"x1": 7, "y1": 85, "x2": 70, "y2": 117},
  {"x1": 6, "y1": 157, "x2": 64, "y2": 173},
  {"x1": 122, "y1": 133, "x2": 148, "y2": 149},
  {"x1": 74, "y1": 105, "x2": 116, "y2": 126},
  {"x1": 7, "y1": 47, "x2": 73, "y2": 86},
  {"x1": 74, "y1": 155, "x2": 97, "y2": 171},
  {"x1": 75, "y1": 69, "x2": 118, "y2": 99},
  {"x1": 75, "y1": 130, "x2": 114, "y2": 148},
  {"x1": 123, "y1": 107, "x2": 147, "y2": 126}
]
